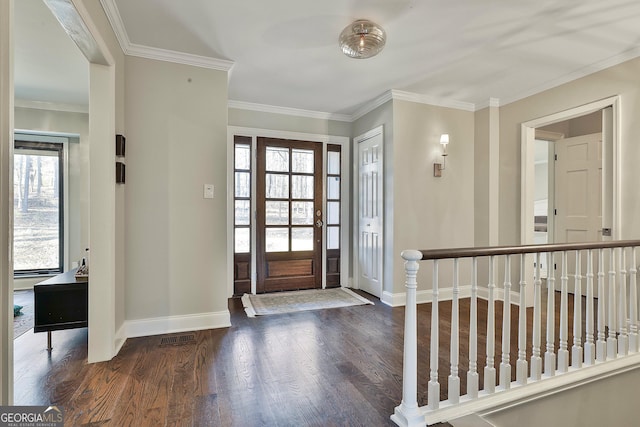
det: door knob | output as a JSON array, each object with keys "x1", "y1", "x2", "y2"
[{"x1": 316, "y1": 219, "x2": 323, "y2": 228}]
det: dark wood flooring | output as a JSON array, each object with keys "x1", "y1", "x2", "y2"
[{"x1": 13, "y1": 290, "x2": 586, "y2": 426}]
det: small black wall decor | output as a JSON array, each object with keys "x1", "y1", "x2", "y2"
[
  {"x1": 116, "y1": 134, "x2": 126, "y2": 157},
  {"x1": 116, "y1": 161, "x2": 125, "y2": 184}
]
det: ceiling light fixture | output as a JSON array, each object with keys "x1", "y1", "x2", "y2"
[{"x1": 339, "y1": 19, "x2": 386, "y2": 59}]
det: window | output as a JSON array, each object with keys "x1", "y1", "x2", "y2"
[
  {"x1": 13, "y1": 139, "x2": 64, "y2": 275},
  {"x1": 234, "y1": 139, "x2": 251, "y2": 253}
]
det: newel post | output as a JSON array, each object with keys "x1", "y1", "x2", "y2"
[{"x1": 391, "y1": 250, "x2": 426, "y2": 427}]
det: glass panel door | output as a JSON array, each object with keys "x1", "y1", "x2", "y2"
[{"x1": 256, "y1": 138, "x2": 322, "y2": 293}]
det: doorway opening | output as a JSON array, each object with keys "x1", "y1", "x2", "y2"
[
  {"x1": 521, "y1": 96, "x2": 620, "y2": 247},
  {"x1": 521, "y1": 97, "x2": 620, "y2": 292}
]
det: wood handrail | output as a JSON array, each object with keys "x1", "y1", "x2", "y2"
[{"x1": 416, "y1": 240, "x2": 640, "y2": 260}]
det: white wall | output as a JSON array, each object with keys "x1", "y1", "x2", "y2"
[{"x1": 124, "y1": 56, "x2": 230, "y2": 329}]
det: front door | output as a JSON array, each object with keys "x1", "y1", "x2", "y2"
[{"x1": 256, "y1": 137, "x2": 323, "y2": 293}]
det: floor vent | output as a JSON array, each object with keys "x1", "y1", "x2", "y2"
[{"x1": 159, "y1": 334, "x2": 196, "y2": 347}]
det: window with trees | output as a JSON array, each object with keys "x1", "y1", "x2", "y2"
[{"x1": 13, "y1": 140, "x2": 64, "y2": 275}]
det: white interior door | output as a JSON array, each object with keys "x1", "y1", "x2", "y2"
[
  {"x1": 357, "y1": 131, "x2": 383, "y2": 297},
  {"x1": 554, "y1": 133, "x2": 602, "y2": 243},
  {"x1": 554, "y1": 132, "x2": 602, "y2": 295}
]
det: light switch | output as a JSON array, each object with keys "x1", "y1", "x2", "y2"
[{"x1": 204, "y1": 184, "x2": 214, "y2": 199}]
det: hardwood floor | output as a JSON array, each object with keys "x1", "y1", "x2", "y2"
[{"x1": 13, "y1": 290, "x2": 585, "y2": 426}]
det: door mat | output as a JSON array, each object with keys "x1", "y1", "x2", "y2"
[{"x1": 241, "y1": 287, "x2": 374, "y2": 317}]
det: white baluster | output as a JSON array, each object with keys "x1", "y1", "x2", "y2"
[
  {"x1": 618, "y1": 247, "x2": 628, "y2": 356},
  {"x1": 392, "y1": 250, "x2": 425, "y2": 427},
  {"x1": 428, "y1": 260, "x2": 440, "y2": 409},
  {"x1": 545, "y1": 252, "x2": 556, "y2": 376},
  {"x1": 596, "y1": 248, "x2": 607, "y2": 362},
  {"x1": 572, "y1": 251, "x2": 583, "y2": 368},
  {"x1": 449, "y1": 259, "x2": 460, "y2": 403},
  {"x1": 531, "y1": 253, "x2": 542, "y2": 380},
  {"x1": 607, "y1": 248, "x2": 617, "y2": 359},
  {"x1": 629, "y1": 248, "x2": 639, "y2": 353},
  {"x1": 558, "y1": 251, "x2": 569, "y2": 373},
  {"x1": 584, "y1": 249, "x2": 596, "y2": 365},
  {"x1": 467, "y1": 257, "x2": 479, "y2": 398},
  {"x1": 500, "y1": 256, "x2": 512, "y2": 389},
  {"x1": 516, "y1": 254, "x2": 528, "y2": 384},
  {"x1": 485, "y1": 256, "x2": 497, "y2": 394}
]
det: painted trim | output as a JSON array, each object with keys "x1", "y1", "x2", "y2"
[
  {"x1": 124, "y1": 310, "x2": 231, "y2": 339},
  {"x1": 391, "y1": 89, "x2": 476, "y2": 112},
  {"x1": 353, "y1": 126, "x2": 384, "y2": 299},
  {"x1": 350, "y1": 91, "x2": 394, "y2": 121},
  {"x1": 424, "y1": 353, "x2": 640, "y2": 425},
  {"x1": 114, "y1": 322, "x2": 126, "y2": 355},
  {"x1": 229, "y1": 88, "x2": 478, "y2": 124},
  {"x1": 228, "y1": 100, "x2": 351, "y2": 122},
  {"x1": 99, "y1": 0, "x2": 234, "y2": 72},
  {"x1": 500, "y1": 46, "x2": 640, "y2": 107},
  {"x1": 381, "y1": 286, "x2": 521, "y2": 308},
  {"x1": 126, "y1": 43, "x2": 234, "y2": 71},
  {"x1": 14, "y1": 99, "x2": 88, "y2": 114},
  {"x1": 476, "y1": 97, "x2": 501, "y2": 110},
  {"x1": 521, "y1": 95, "x2": 621, "y2": 245}
]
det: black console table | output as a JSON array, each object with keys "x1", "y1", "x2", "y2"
[{"x1": 34, "y1": 269, "x2": 88, "y2": 350}]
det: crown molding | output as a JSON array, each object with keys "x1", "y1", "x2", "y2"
[
  {"x1": 228, "y1": 100, "x2": 352, "y2": 122},
  {"x1": 100, "y1": 0, "x2": 234, "y2": 71},
  {"x1": 500, "y1": 46, "x2": 640, "y2": 107},
  {"x1": 475, "y1": 97, "x2": 501, "y2": 110},
  {"x1": 350, "y1": 91, "x2": 394, "y2": 121},
  {"x1": 391, "y1": 89, "x2": 476, "y2": 112},
  {"x1": 126, "y1": 43, "x2": 234, "y2": 71},
  {"x1": 14, "y1": 99, "x2": 88, "y2": 114}
]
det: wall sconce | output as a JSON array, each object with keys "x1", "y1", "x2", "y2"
[{"x1": 433, "y1": 134, "x2": 449, "y2": 177}]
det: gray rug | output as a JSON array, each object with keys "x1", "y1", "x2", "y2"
[
  {"x1": 241, "y1": 287, "x2": 374, "y2": 317},
  {"x1": 14, "y1": 290, "x2": 34, "y2": 339}
]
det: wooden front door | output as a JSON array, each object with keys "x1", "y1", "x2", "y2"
[{"x1": 256, "y1": 138, "x2": 323, "y2": 293}]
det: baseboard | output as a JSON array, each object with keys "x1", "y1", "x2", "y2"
[
  {"x1": 114, "y1": 322, "x2": 127, "y2": 356},
  {"x1": 381, "y1": 286, "x2": 521, "y2": 307},
  {"x1": 124, "y1": 310, "x2": 231, "y2": 339}
]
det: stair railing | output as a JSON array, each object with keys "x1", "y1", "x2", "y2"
[{"x1": 391, "y1": 240, "x2": 640, "y2": 427}]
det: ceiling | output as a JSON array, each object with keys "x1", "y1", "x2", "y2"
[{"x1": 14, "y1": 0, "x2": 640, "y2": 118}]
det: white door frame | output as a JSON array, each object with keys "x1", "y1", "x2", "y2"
[
  {"x1": 226, "y1": 126, "x2": 350, "y2": 297},
  {"x1": 521, "y1": 96, "x2": 621, "y2": 246},
  {"x1": 353, "y1": 125, "x2": 384, "y2": 298},
  {"x1": 520, "y1": 96, "x2": 621, "y2": 303}
]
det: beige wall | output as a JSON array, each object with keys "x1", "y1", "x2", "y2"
[
  {"x1": 124, "y1": 56, "x2": 229, "y2": 320},
  {"x1": 391, "y1": 100, "x2": 475, "y2": 293},
  {"x1": 484, "y1": 366, "x2": 640, "y2": 426},
  {"x1": 498, "y1": 56, "x2": 640, "y2": 245}
]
